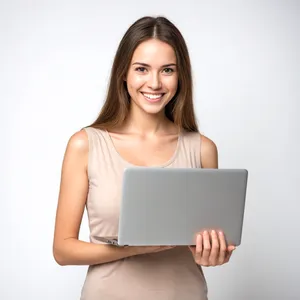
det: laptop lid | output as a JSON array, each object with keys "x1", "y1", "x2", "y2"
[{"x1": 118, "y1": 168, "x2": 248, "y2": 247}]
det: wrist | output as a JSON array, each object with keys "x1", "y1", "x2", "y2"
[{"x1": 123, "y1": 246, "x2": 138, "y2": 257}]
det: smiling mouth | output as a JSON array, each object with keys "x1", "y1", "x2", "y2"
[{"x1": 141, "y1": 92, "x2": 165, "y2": 102}]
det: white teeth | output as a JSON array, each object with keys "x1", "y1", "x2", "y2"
[{"x1": 143, "y1": 93, "x2": 163, "y2": 99}]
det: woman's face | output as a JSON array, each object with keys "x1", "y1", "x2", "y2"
[{"x1": 125, "y1": 39, "x2": 178, "y2": 116}]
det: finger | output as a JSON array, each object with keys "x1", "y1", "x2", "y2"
[
  {"x1": 209, "y1": 230, "x2": 219, "y2": 266},
  {"x1": 196, "y1": 234, "x2": 203, "y2": 255},
  {"x1": 224, "y1": 247, "x2": 235, "y2": 263},
  {"x1": 194, "y1": 234, "x2": 203, "y2": 264},
  {"x1": 202, "y1": 231, "x2": 211, "y2": 265},
  {"x1": 218, "y1": 231, "x2": 227, "y2": 264},
  {"x1": 227, "y1": 245, "x2": 236, "y2": 252}
]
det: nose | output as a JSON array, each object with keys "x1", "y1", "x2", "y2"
[{"x1": 147, "y1": 72, "x2": 162, "y2": 90}]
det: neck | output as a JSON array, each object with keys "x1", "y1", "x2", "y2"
[{"x1": 123, "y1": 104, "x2": 170, "y2": 136}]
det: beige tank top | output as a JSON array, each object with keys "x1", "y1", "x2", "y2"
[{"x1": 80, "y1": 127, "x2": 208, "y2": 300}]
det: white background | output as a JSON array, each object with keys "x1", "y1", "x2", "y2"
[{"x1": 1, "y1": 0, "x2": 299, "y2": 299}]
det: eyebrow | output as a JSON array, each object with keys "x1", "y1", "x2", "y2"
[{"x1": 132, "y1": 62, "x2": 177, "y2": 68}]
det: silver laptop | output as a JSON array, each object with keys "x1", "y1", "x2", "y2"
[{"x1": 94, "y1": 168, "x2": 248, "y2": 247}]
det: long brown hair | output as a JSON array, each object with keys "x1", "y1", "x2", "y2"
[{"x1": 88, "y1": 16, "x2": 199, "y2": 132}]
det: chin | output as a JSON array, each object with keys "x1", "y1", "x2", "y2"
[
  {"x1": 137, "y1": 102, "x2": 168, "y2": 115},
  {"x1": 140, "y1": 106, "x2": 165, "y2": 115}
]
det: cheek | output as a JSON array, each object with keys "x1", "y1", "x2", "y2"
[
  {"x1": 127, "y1": 75, "x2": 146, "y2": 91},
  {"x1": 165, "y1": 77, "x2": 178, "y2": 93}
]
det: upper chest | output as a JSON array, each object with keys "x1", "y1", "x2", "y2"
[{"x1": 107, "y1": 132, "x2": 180, "y2": 167}]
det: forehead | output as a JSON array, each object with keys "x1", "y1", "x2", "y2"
[{"x1": 131, "y1": 39, "x2": 176, "y2": 65}]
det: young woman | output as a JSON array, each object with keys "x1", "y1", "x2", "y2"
[{"x1": 53, "y1": 16, "x2": 236, "y2": 300}]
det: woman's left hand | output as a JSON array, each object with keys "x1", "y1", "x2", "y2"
[{"x1": 188, "y1": 230, "x2": 236, "y2": 267}]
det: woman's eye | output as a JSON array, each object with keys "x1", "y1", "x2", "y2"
[
  {"x1": 135, "y1": 67, "x2": 147, "y2": 72},
  {"x1": 163, "y1": 68, "x2": 174, "y2": 74}
]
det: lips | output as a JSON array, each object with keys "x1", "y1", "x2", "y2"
[{"x1": 141, "y1": 92, "x2": 165, "y2": 103}]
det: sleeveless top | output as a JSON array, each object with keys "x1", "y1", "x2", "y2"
[{"x1": 80, "y1": 127, "x2": 208, "y2": 300}]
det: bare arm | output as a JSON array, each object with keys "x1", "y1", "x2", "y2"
[
  {"x1": 200, "y1": 134, "x2": 218, "y2": 169},
  {"x1": 53, "y1": 130, "x2": 138, "y2": 266}
]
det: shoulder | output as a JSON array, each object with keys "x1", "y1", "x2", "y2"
[
  {"x1": 64, "y1": 130, "x2": 89, "y2": 162},
  {"x1": 200, "y1": 134, "x2": 218, "y2": 169}
]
